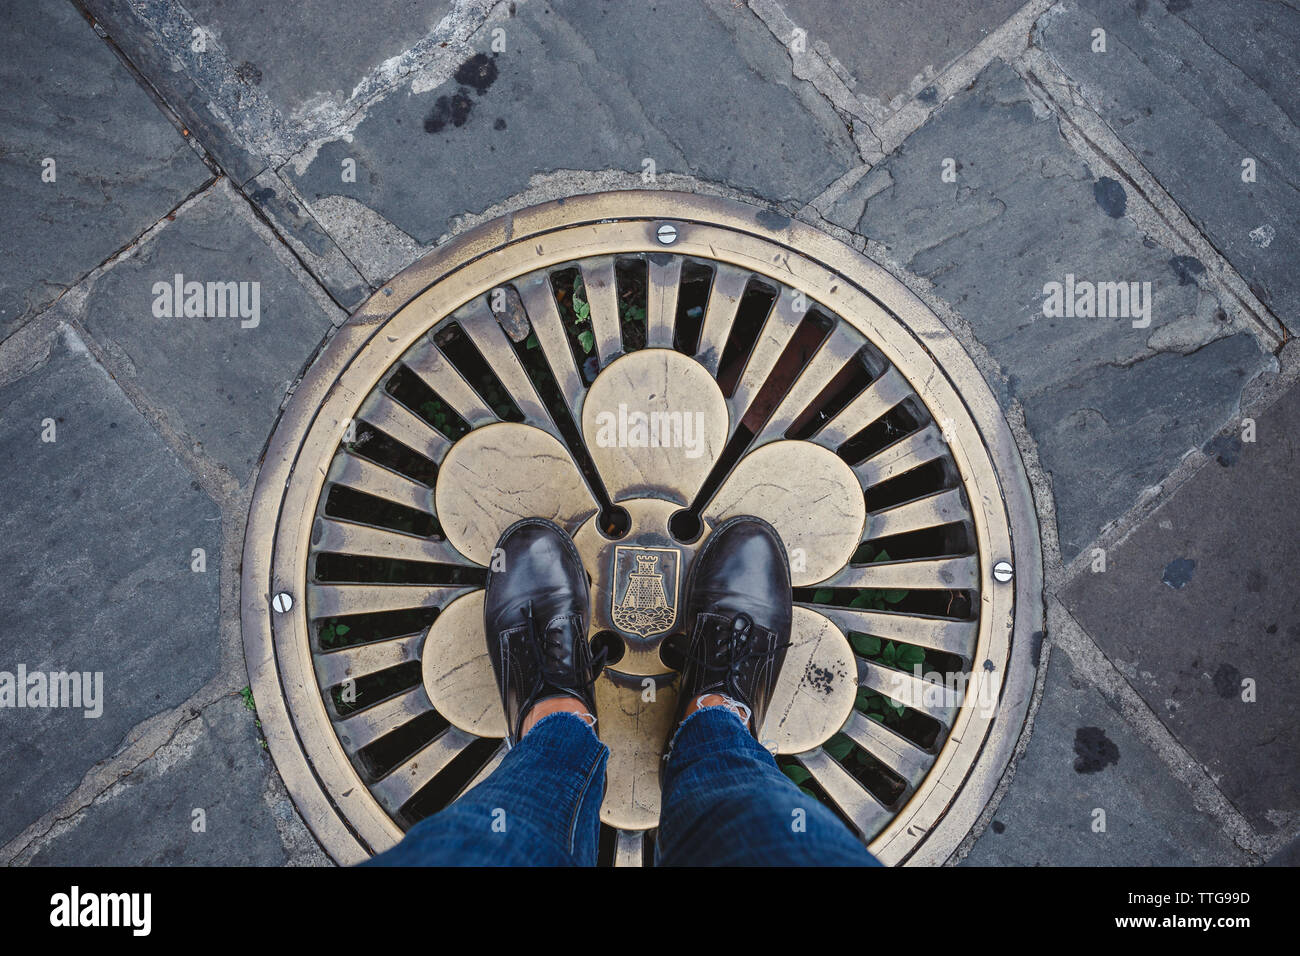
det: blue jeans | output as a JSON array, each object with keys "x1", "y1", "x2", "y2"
[{"x1": 365, "y1": 707, "x2": 881, "y2": 867}]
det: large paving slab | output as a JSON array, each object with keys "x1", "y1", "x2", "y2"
[
  {"x1": 827, "y1": 60, "x2": 1271, "y2": 560},
  {"x1": 79, "y1": 181, "x2": 339, "y2": 483},
  {"x1": 0, "y1": 0, "x2": 210, "y2": 333},
  {"x1": 775, "y1": 0, "x2": 1024, "y2": 109},
  {"x1": 184, "y1": 0, "x2": 455, "y2": 123},
  {"x1": 0, "y1": 327, "x2": 221, "y2": 846},
  {"x1": 81, "y1": 0, "x2": 458, "y2": 185},
  {"x1": 964, "y1": 649, "x2": 1246, "y2": 865},
  {"x1": 1061, "y1": 381, "x2": 1300, "y2": 835},
  {"x1": 29, "y1": 696, "x2": 291, "y2": 866},
  {"x1": 284, "y1": 0, "x2": 857, "y2": 250},
  {"x1": 1037, "y1": 0, "x2": 1300, "y2": 333},
  {"x1": 77, "y1": 0, "x2": 460, "y2": 306}
]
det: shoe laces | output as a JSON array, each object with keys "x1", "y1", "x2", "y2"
[
  {"x1": 686, "y1": 611, "x2": 790, "y2": 690},
  {"x1": 523, "y1": 600, "x2": 607, "y2": 695}
]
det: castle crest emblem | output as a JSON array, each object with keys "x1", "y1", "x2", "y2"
[{"x1": 610, "y1": 546, "x2": 680, "y2": 638}]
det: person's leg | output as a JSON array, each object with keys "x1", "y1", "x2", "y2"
[
  {"x1": 365, "y1": 517, "x2": 608, "y2": 867},
  {"x1": 365, "y1": 710, "x2": 607, "y2": 867},
  {"x1": 655, "y1": 703, "x2": 879, "y2": 866},
  {"x1": 657, "y1": 515, "x2": 880, "y2": 866}
]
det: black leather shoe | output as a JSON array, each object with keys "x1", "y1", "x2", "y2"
[
  {"x1": 672, "y1": 515, "x2": 793, "y2": 738},
  {"x1": 483, "y1": 518, "x2": 603, "y2": 746}
]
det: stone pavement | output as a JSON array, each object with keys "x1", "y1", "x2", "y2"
[{"x1": 0, "y1": 0, "x2": 1294, "y2": 866}]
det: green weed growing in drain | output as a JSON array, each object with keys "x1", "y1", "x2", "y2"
[
  {"x1": 480, "y1": 380, "x2": 517, "y2": 420},
  {"x1": 418, "y1": 397, "x2": 469, "y2": 441},
  {"x1": 319, "y1": 620, "x2": 351, "y2": 647},
  {"x1": 782, "y1": 547, "x2": 926, "y2": 794},
  {"x1": 239, "y1": 686, "x2": 269, "y2": 750},
  {"x1": 525, "y1": 265, "x2": 647, "y2": 357},
  {"x1": 809, "y1": 548, "x2": 925, "y2": 720},
  {"x1": 621, "y1": 298, "x2": 646, "y2": 327},
  {"x1": 526, "y1": 273, "x2": 598, "y2": 357},
  {"x1": 781, "y1": 762, "x2": 816, "y2": 798},
  {"x1": 571, "y1": 273, "x2": 595, "y2": 355},
  {"x1": 617, "y1": 268, "x2": 648, "y2": 351}
]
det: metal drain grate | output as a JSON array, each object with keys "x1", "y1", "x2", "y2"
[{"x1": 241, "y1": 192, "x2": 1042, "y2": 867}]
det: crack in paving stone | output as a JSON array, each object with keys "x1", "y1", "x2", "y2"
[{"x1": 5, "y1": 694, "x2": 223, "y2": 862}]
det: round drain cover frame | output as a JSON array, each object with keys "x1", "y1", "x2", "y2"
[{"x1": 241, "y1": 191, "x2": 1043, "y2": 866}]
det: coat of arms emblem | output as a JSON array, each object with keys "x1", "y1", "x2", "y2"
[{"x1": 610, "y1": 546, "x2": 680, "y2": 638}]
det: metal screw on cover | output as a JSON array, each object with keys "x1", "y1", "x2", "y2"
[
  {"x1": 656, "y1": 223, "x2": 678, "y2": 245},
  {"x1": 993, "y1": 560, "x2": 1014, "y2": 583},
  {"x1": 272, "y1": 592, "x2": 293, "y2": 613}
]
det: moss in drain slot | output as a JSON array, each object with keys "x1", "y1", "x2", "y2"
[
  {"x1": 800, "y1": 582, "x2": 970, "y2": 618},
  {"x1": 848, "y1": 632, "x2": 963, "y2": 678},
  {"x1": 846, "y1": 628, "x2": 950, "y2": 751},
  {"x1": 848, "y1": 540, "x2": 882, "y2": 564},
  {"x1": 840, "y1": 625, "x2": 956, "y2": 748},
  {"x1": 778, "y1": 756, "x2": 816, "y2": 795},
  {"x1": 318, "y1": 620, "x2": 352, "y2": 649}
]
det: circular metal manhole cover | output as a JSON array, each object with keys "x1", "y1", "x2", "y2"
[{"x1": 241, "y1": 191, "x2": 1042, "y2": 866}]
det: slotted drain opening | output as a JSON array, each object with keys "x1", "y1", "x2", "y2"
[{"x1": 243, "y1": 192, "x2": 1042, "y2": 867}]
